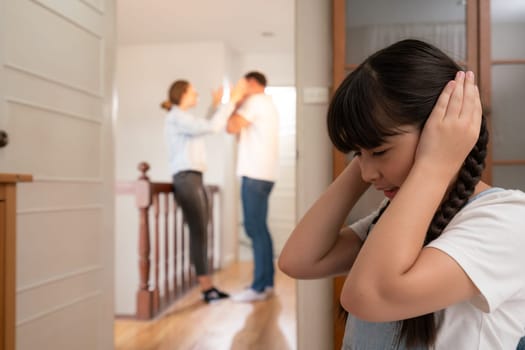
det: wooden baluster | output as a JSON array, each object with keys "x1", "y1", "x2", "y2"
[
  {"x1": 135, "y1": 162, "x2": 153, "y2": 320},
  {"x1": 207, "y1": 187, "x2": 215, "y2": 272},
  {"x1": 172, "y1": 196, "x2": 178, "y2": 298},
  {"x1": 125, "y1": 164, "x2": 224, "y2": 318},
  {"x1": 163, "y1": 193, "x2": 170, "y2": 303},
  {"x1": 181, "y1": 216, "x2": 187, "y2": 292},
  {"x1": 152, "y1": 194, "x2": 160, "y2": 312}
]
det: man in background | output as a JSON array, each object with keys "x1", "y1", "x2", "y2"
[{"x1": 226, "y1": 71, "x2": 279, "y2": 302}]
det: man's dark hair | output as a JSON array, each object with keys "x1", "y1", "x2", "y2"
[{"x1": 244, "y1": 71, "x2": 267, "y2": 87}]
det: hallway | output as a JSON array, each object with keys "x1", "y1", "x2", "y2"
[{"x1": 114, "y1": 261, "x2": 297, "y2": 350}]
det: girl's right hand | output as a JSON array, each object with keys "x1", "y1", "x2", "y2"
[{"x1": 414, "y1": 71, "x2": 482, "y2": 181}]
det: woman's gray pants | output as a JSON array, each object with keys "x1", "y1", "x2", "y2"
[{"x1": 172, "y1": 171, "x2": 209, "y2": 276}]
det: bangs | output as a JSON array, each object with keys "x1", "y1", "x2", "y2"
[{"x1": 327, "y1": 66, "x2": 403, "y2": 153}]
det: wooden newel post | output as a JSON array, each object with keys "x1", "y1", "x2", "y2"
[
  {"x1": 135, "y1": 162, "x2": 153, "y2": 319},
  {"x1": 0, "y1": 173, "x2": 32, "y2": 350}
]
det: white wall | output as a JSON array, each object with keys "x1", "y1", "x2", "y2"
[
  {"x1": 240, "y1": 53, "x2": 295, "y2": 86},
  {"x1": 114, "y1": 41, "x2": 240, "y2": 314},
  {"x1": 295, "y1": 0, "x2": 335, "y2": 349}
]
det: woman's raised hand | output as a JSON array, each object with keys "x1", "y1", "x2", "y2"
[
  {"x1": 211, "y1": 86, "x2": 224, "y2": 108},
  {"x1": 230, "y1": 78, "x2": 248, "y2": 105},
  {"x1": 415, "y1": 71, "x2": 483, "y2": 180}
]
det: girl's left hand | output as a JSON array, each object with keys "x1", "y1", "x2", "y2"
[{"x1": 414, "y1": 71, "x2": 482, "y2": 180}]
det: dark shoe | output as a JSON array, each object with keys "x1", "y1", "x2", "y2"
[{"x1": 203, "y1": 287, "x2": 229, "y2": 303}]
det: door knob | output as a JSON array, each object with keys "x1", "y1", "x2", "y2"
[{"x1": 0, "y1": 130, "x2": 8, "y2": 148}]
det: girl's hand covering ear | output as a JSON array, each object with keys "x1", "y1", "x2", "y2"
[{"x1": 415, "y1": 71, "x2": 482, "y2": 180}]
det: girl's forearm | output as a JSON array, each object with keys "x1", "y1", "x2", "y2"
[
  {"x1": 345, "y1": 162, "x2": 450, "y2": 294},
  {"x1": 279, "y1": 159, "x2": 369, "y2": 273}
]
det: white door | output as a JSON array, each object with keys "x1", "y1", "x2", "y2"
[{"x1": 0, "y1": 0, "x2": 115, "y2": 349}]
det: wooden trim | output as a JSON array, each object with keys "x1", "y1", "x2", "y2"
[
  {"x1": 333, "y1": 0, "x2": 346, "y2": 89},
  {"x1": 343, "y1": 63, "x2": 358, "y2": 71},
  {"x1": 151, "y1": 183, "x2": 173, "y2": 194},
  {"x1": 478, "y1": 0, "x2": 493, "y2": 184},
  {"x1": 0, "y1": 174, "x2": 31, "y2": 350},
  {"x1": 0, "y1": 199, "x2": 6, "y2": 350},
  {"x1": 333, "y1": 151, "x2": 347, "y2": 178},
  {"x1": 492, "y1": 59, "x2": 525, "y2": 65},
  {"x1": 0, "y1": 174, "x2": 32, "y2": 184},
  {"x1": 117, "y1": 181, "x2": 216, "y2": 197},
  {"x1": 332, "y1": 1, "x2": 347, "y2": 348},
  {"x1": 332, "y1": 0, "x2": 348, "y2": 181},
  {"x1": 466, "y1": 0, "x2": 479, "y2": 73},
  {"x1": 4, "y1": 185, "x2": 15, "y2": 350},
  {"x1": 0, "y1": 197, "x2": 7, "y2": 350}
]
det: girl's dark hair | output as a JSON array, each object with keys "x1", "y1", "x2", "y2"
[
  {"x1": 328, "y1": 39, "x2": 488, "y2": 348},
  {"x1": 160, "y1": 80, "x2": 189, "y2": 111}
]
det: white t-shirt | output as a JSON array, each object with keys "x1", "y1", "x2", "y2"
[
  {"x1": 350, "y1": 189, "x2": 525, "y2": 349},
  {"x1": 236, "y1": 93, "x2": 279, "y2": 182}
]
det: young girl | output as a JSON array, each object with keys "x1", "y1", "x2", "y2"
[
  {"x1": 161, "y1": 78, "x2": 246, "y2": 303},
  {"x1": 278, "y1": 39, "x2": 525, "y2": 349}
]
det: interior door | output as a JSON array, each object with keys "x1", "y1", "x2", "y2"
[
  {"x1": 0, "y1": 0, "x2": 116, "y2": 348},
  {"x1": 489, "y1": 1, "x2": 525, "y2": 190}
]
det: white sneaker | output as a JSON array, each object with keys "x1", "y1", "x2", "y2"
[
  {"x1": 264, "y1": 286, "x2": 275, "y2": 297},
  {"x1": 231, "y1": 288, "x2": 268, "y2": 302}
]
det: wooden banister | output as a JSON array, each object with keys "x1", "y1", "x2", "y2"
[
  {"x1": 116, "y1": 163, "x2": 221, "y2": 320},
  {"x1": 1, "y1": 173, "x2": 32, "y2": 350}
]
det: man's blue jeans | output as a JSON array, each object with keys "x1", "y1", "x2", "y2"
[
  {"x1": 241, "y1": 176, "x2": 275, "y2": 292},
  {"x1": 518, "y1": 336, "x2": 525, "y2": 350}
]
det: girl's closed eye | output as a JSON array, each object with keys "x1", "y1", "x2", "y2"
[
  {"x1": 351, "y1": 148, "x2": 388, "y2": 158},
  {"x1": 372, "y1": 149, "x2": 388, "y2": 157}
]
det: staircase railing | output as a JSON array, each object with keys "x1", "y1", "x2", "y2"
[{"x1": 116, "y1": 162, "x2": 220, "y2": 319}]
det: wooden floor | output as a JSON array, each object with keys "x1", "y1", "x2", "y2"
[{"x1": 114, "y1": 261, "x2": 297, "y2": 350}]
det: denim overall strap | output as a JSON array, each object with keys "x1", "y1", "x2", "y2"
[
  {"x1": 342, "y1": 315, "x2": 403, "y2": 350},
  {"x1": 342, "y1": 315, "x2": 429, "y2": 350},
  {"x1": 342, "y1": 200, "x2": 427, "y2": 350}
]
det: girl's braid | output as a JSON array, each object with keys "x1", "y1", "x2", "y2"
[
  {"x1": 425, "y1": 116, "x2": 488, "y2": 243},
  {"x1": 401, "y1": 115, "x2": 489, "y2": 348}
]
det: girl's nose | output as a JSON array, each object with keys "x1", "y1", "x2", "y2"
[{"x1": 359, "y1": 157, "x2": 381, "y2": 183}]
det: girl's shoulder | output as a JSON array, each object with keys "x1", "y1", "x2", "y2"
[
  {"x1": 439, "y1": 187, "x2": 525, "y2": 241},
  {"x1": 463, "y1": 187, "x2": 525, "y2": 213}
]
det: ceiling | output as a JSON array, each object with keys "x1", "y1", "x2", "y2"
[
  {"x1": 116, "y1": 0, "x2": 295, "y2": 54},
  {"x1": 117, "y1": 0, "x2": 524, "y2": 53}
]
